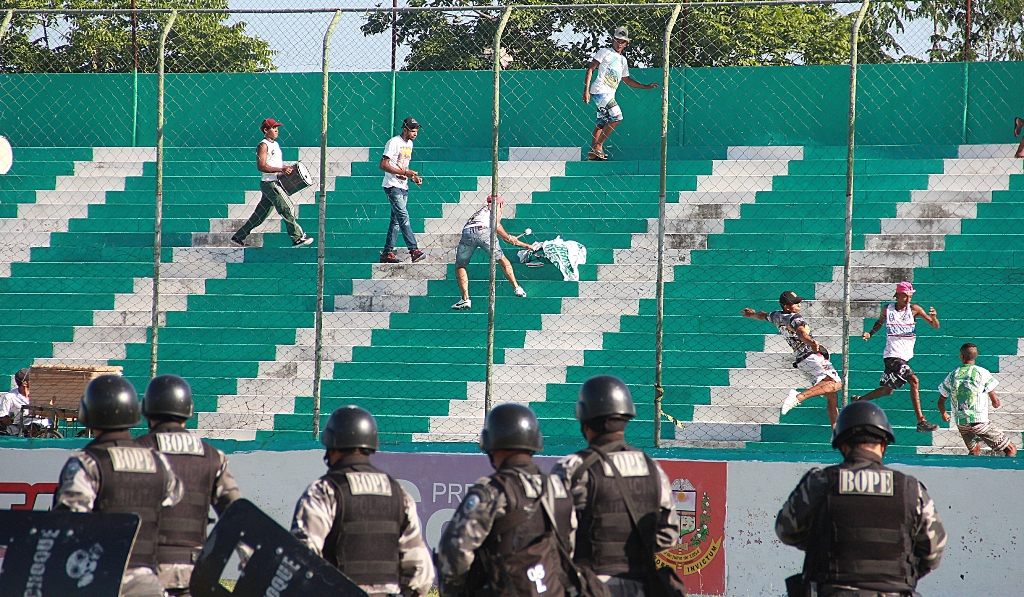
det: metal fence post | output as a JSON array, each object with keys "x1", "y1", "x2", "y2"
[
  {"x1": 0, "y1": 10, "x2": 14, "y2": 45},
  {"x1": 841, "y1": 0, "x2": 870, "y2": 408},
  {"x1": 150, "y1": 10, "x2": 177, "y2": 380},
  {"x1": 313, "y1": 10, "x2": 343, "y2": 440},
  {"x1": 485, "y1": 6, "x2": 513, "y2": 417},
  {"x1": 654, "y1": 4, "x2": 683, "y2": 448}
]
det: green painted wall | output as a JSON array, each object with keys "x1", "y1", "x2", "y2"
[{"x1": 1, "y1": 62, "x2": 1022, "y2": 148}]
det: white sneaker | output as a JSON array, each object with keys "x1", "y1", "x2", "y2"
[
  {"x1": 514, "y1": 286, "x2": 527, "y2": 298},
  {"x1": 781, "y1": 389, "x2": 800, "y2": 416},
  {"x1": 452, "y1": 299, "x2": 472, "y2": 310}
]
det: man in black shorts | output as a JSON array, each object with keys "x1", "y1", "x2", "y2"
[{"x1": 855, "y1": 282, "x2": 940, "y2": 432}]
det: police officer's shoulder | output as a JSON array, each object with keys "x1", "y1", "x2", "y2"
[
  {"x1": 459, "y1": 476, "x2": 501, "y2": 513},
  {"x1": 552, "y1": 452, "x2": 585, "y2": 479},
  {"x1": 61, "y1": 451, "x2": 99, "y2": 481}
]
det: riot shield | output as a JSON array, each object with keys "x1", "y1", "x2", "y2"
[
  {"x1": 0, "y1": 510, "x2": 139, "y2": 597},
  {"x1": 190, "y1": 499, "x2": 369, "y2": 597}
]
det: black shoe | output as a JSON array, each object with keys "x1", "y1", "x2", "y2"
[
  {"x1": 380, "y1": 252, "x2": 400, "y2": 264},
  {"x1": 230, "y1": 237, "x2": 249, "y2": 247},
  {"x1": 292, "y1": 236, "x2": 314, "y2": 247},
  {"x1": 410, "y1": 249, "x2": 426, "y2": 263},
  {"x1": 916, "y1": 419, "x2": 939, "y2": 432}
]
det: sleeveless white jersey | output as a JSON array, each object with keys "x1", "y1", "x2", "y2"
[
  {"x1": 463, "y1": 206, "x2": 492, "y2": 232},
  {"x1": 883, "y1": 302, "x2": 916, "y2": 361},
  {"x1": 259, "y1": 138, "x2": 283, "y2": 182}
]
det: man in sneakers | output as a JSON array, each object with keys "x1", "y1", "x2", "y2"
[
  {"x1": 231, "y1": 118, "x2": 314, "y2": 248},
  {"x1": 451, "y1": 194, "x2": 533, "y2": 311},
  {"x1": 937, "y1": 343, "x2": 1017, "y2": 456},
  {"x1": 379, "y1": 117, "x2": 426, "y2": 264},
  {"x1": 742, "y1": 291, "x2": 842, "y2": 426},
  {"x1": 856, "y1": 281, "x2": 941, "y2": 432}
]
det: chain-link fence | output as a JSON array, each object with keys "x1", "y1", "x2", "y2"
[{"x1": 1, "y1": 0, "x2": 1021, "y2": 456}]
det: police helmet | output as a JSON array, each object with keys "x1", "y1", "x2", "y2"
[
  {"x1": 142, "y1": 374, "x2": 194, "y2": 419},
  {"x1": 321, "y1": 405, "x2": 379, "y2": 452},
  {"x1": 831, "y1": 401, "x2": 896, "y2": 448},
  {"x1": 79, "y1": 374, "x2": 141, "y2": 430},
  {"x1": 479, "y1": 404, "x2": 543, "y2": 453},
  {"x1": 575, "y1": 375, "x2": 637, "y2": 423}
]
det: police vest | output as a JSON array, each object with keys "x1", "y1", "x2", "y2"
[
  {"x1": 573, "y1": 442, "x2": 660, "y2": 578},
  {"x1": 804, "y1": 461, "x2": 918, "y2": 592},
  {"x1": 136, "y1": 429, "x2": 220, "y2": 566},
  {"x1": 478, "y1": 467, "x2": 572, "y2": 597},
  {"x1": 321, "y1": 460, "x2": 404, "y2": 585},
  {"x1": 86, "y1": 438, "x2": 169, "y2": 569}
]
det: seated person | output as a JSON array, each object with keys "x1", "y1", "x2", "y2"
[{"x1": 0, "y1": 368, "x2": 49, "y2": 436}]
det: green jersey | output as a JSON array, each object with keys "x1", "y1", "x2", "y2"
[{"x1": 937, "y1": 364, "x2": 998, "y2": 425}]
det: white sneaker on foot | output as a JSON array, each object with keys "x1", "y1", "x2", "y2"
[
  {"x1": 514, "y1": 286, "x2": 527, "y2": 298},
  {"x1": 781, "y1": 389, "x2": 800, "y2": 416},
  {"x1": 452, "y1": 298, "x2": 472, "y2": 310}
]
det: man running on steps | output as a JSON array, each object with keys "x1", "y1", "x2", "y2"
[
  {"x1": 742, "y1": 291, "x2": 842, "y2": 426},
  {"x1": 855, "y1": 281, "x2": 941, "y2": 432},
  {"x1": 451, "y1": 195, "x2": 533, "y2": 311}
]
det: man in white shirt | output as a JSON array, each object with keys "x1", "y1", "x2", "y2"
[
  {"x1": 582, "y1": 27, "x2": 659, "y2": 161},
  {"x1": 0, "y1": 368, "x2": 48, "y2": 436},
  {"x1": 231, "y1": 118, "x2": 314, "y2": 248},
  {"x1": 379, "y1": 117, "x2": 426, "y2": 264}
]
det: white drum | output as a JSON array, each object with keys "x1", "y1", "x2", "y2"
[
  {"x1": 278, "y1": 162, "x2": 312, "y2": 196},
  {"x1": 0, "y1": 136, "x2": 12, "y2": 175}
]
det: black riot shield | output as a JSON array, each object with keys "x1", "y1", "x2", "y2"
[
  {"x1": 190, "y1": 499, "x2": 368, "y2": 597},
  {"x1": 0, "y1": 509, "x2": 139, "y2": 597}
]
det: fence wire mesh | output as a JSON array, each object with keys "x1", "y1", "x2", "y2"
[{"x1": 0, "y1": 1, "x2": 1021, "y2": 457}]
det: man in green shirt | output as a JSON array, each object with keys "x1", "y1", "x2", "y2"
[{"x1": 937, "y1": 343, "x2": 1017, "y2": 456}]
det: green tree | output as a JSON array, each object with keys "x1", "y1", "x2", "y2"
[{"x1": 0, "y1": 0, "x2": 275, "y2": 73}]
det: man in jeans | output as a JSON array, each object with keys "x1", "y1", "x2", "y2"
[
  {"x1": 380, "y1": 117, "x2": 426, "y2": 264},
  {"x1": 231, "y1": 118, "x2": 314, "y2": 248},
  {"x1": 451, "y1": 195, "x2": 532, "y2": 310}
]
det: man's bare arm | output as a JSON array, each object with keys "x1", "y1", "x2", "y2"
[
  {"x1": 582, "y1": 60, "x2": 599, "y2": 103},
  {"x1": 795, "y1": 325, "x2": 821, "y2": 351},
  {"x1": 989, "y1": 390, "x2": 1001, "y2": 409},
  {"x1": 913, "y1": 304, "x2": 940, "y2": 329},
  {"x1": 741, "y1": 308, "x2": 769, "y2": 321},
  {"x1": 863, "y1": 304, "x2": 887, "y2": 341},
  {"x1": 622, "y1": 76, "x2": 658, "y2": 90},
  {"x1": 257, "y1": 143, "x2": 292, "y2": 175}
]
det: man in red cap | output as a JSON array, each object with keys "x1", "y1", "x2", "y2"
[
  {"x1": 231, "y1": 118, "x2": 314, "y2": 248},
  {"x1": 451, "y1": 195, "x2": 533, "y2": 310},
  {"x1": 856, "y1": 281, "x2": 941, "y2": 432}
]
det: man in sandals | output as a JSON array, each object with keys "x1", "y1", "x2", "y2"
[{"x1": 582, "y1": 27, "x2": 658, "y2": 161}]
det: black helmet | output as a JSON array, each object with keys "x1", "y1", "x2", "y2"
[
  {"x1": 576, "y1": 375, "x2": 637, "y2": 423},
  {"x1": 479, "y1": 404, "x2": 543, "y2": 453},
  {"x1": 79, "y1": 375, "x2": 141, "y2": 430},
  {"x1": 142, "y1": 374, "x2": 194, "y2": 419},
  {"x1": 321, "y1": 406, "x2": 379, "y2": 451},
  {"x1": 831, "y1": 401, "x2": 896, "y2": 448}
]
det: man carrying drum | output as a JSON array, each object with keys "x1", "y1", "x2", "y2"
[{"x1": 231, "y1": 118, "x2": 314, "y2": 248}]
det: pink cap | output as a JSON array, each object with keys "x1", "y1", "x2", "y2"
[
  {"x1": 486, "y1": 194, "x2": 505, "y2": 205},
  {"x1": 895, "y1": 281, "x2": 915, "y2": 295}
]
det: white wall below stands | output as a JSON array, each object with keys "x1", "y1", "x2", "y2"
[{"x1": 1, "y1": 448, "x2": 1020, "y2": 596}]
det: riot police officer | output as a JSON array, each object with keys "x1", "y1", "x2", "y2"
[
  {"x1": 776, "y1": 401, "x2": 947, "y2": 597},
  {"x1": 551, "y1": 375, "x2": 680, "y2": 597},
  {"x1": 290, "y1": 405, "x2": 435, "y2": 597},
  {"x1": 134, "y1": 374, "x2": 242, "y2": 596},
  {"x1": 54, "y1": 374, "x2": 183, "y2": 597},
  {"x1": 437, "y1": 403, "x2": 576, "y2": 597}
]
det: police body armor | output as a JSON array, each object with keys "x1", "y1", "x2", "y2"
[
  {"x1": 321, "y1": 456, "x2": 405, "y2": 585},
  {"x1": 803, "y1": 460, "x2": 918, "y2": 594},
  {"x1": 136, "y1": 426, "x2": 221, "y2": 567},
  {"x1": 85, "y1": 438, "x2": 170, "y2": 569},
  {"x1": 476, "y1": 465, "x2": 573, "y2": 597},
  {"x1": 574, "y1": 441, "x2": 660, "y2": 578}
]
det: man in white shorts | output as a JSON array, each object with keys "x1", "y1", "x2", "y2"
[
  {"x1": 937, "y1": 343, "x2": 1017, "y2": 456},
  {"x1": 451, "y1": 195, "x2": 533, "y2": 311},
  {"x1": 742, "y1": 291, "x2": 842, "y2": 426},
  {"x1": 582, "y1": 26, "x2": 658, "y2": 161},
  {"x1": 855, "y1": 281, "x2": 941, "y2": 432}
]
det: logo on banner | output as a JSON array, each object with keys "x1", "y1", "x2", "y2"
[{"x1": 654, "y1": 478, "x2": 722, "y2": 575}]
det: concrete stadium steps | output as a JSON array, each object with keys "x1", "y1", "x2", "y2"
[{"x1": 0, "y1": 147, "x2": 153, "y2": 276}]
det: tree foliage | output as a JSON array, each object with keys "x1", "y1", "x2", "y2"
[{"x1": 0, "y1": 0, "x2": 275, "y2": 73}]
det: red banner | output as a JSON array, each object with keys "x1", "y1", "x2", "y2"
[{"x1": 653, "y1": 460, "x2": 728, "y2": 596}]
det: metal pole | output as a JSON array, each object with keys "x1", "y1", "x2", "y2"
[
  {"x1": 485, "y1": 6, "x2": 512, "y2": 417},
  {"x1": 390, "y1": 0, "x2": 397, "y2": 135},
  {"x1": 0, "y1": 10, "x2": 13, "y2": 44},
  {"x1": 150, "y1": 10, "x2": 176, "y2": 380},
  {"x1": 841, "y1": 0, "x2": 870, "y2": 408},
  {"x1": 654, "y1": 4, "x2": 682, "y2": 449},
  {"x1": 132, "y1": 0, "x2": 138, "y2": 147},
  {"x1": 314, "y1": 10, "x2": 343, "y2": 440}
]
